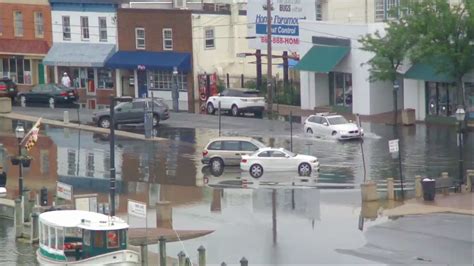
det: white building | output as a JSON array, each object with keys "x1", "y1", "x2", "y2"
[
  {"x1": 297, "y1": 21, "x2": 400, "y2": 115},
  {"x1": 43, "y1": 0, "x2": 120, "y2": 102}
]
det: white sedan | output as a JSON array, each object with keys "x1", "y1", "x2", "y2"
[
  {"x1": 304, "y1": 114, "x2": 364, "y2": 140},
  {"x1": 240, "y1": 148, "x2": 320, "y2": 178}
]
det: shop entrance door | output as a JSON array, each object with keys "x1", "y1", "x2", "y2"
[{"x1": 137, "y1": 70, "x2": 147, "y2": 98}]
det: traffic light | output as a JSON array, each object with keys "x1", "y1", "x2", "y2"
[{"x1": 40, "y1": 187, "x2": 48, "y2": 206}]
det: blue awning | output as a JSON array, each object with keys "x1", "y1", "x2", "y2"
[
  {"x1": 105, "y1": 51, "x2": 192, "y2": 72},
  {"x1": 43, "y1": 43, "x2": 116, "y2": 67}
]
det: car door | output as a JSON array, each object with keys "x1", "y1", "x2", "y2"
[
  {"x1": 130, "y1": 101, "x2": 146, "y2": 122},
  {"x1": 115, "y1": 102, "x2": 133, "y2": 123},
  {"x1": 269, "y1": 150, "x2": 291, "y2": 171},
  {"x1": 221, "y1": 140, "x2": 241, "y2": 166},
  {"x1": 255, "y1": 150, "x2": 272, "y2": 168},
  {"x1": 26, "y1": 85, "x2": 42, "y2": 102},
  {"x1": 320, "y1": 117, "x2": 332, "y2": 136}
]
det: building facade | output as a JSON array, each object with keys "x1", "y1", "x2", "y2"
[
  {"x1": 106, "y1": 8, "x2": 194, "y2": 111},
  {"x1": 0, "y1": 0, "x2": 52, "y2": 91},
  {"x1": 43, "y1": 0, "x2": 121, "y2": 108}
]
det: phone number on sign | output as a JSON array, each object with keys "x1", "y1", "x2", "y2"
[{"x1": 260, "y1": 36, "x2": 300, "y2": 45}]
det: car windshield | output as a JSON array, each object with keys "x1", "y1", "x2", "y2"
[
  {"x1": 280, "y1": 149, "x2": 296, "y2": 157},
  {"x1": 327, "y1": 116, "x2": 348, "y2": 125}
]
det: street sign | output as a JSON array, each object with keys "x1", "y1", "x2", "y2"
[
  {"x1": 128, "y1": 200, "x2": 147, "y2": 218},
  {"x1": 388, "y1": 139, "x2": 399, "y2": 153},
  {"x1": 56, "y1": 181, "x2": 73, "y2": 200}
]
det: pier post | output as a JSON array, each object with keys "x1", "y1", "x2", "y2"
[
  {"x1": 14, "y1": 198, "x2": 22, "y2": 238},
  {"x1": 240, "y1": 257, "x2": 249, "y2": 266},
  {"x1": 415, "y1": 175, "x2": 422, "y2": 198},
  {"x1": 159, "y1": 236, "x2": 166, "y2": 266},
  {"x1": 386, "y1": 178, "x2": 395, "y2": 200},
  {"x1": 31, "y1": 212, "x2": 39, "y2": 243},
  {"x1": 140, "y1": 244, "x2": 147, "y2": 266},
  {"x1": 177, "y1": 251, "x2": 186, "y2": 266},
  {"x1": 63, "y1": 111, "x2": 69, "y2": 124},
  {"x1": 466, "y1": 170, "x2": 473, "y2": 192},
  {"x1": 156, "y1": 201, "x2": 172, "y2": 229},
  {"x1": 221, "y1": 263, "x2": 227, "y2": 266},
  {"x1": 198, "y1": 245, "x2": 206, "y2": 266},
  {"x1": 360, "y1": 181, "x2": 378, "y2": 202},
  {"x1": 185, "y1": 257, "x2": 191, "y2": 266}
]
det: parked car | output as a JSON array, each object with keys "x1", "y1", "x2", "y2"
[
  {"x1": 240, "y1": 147, "x2": 320, "y2": 178},
  {"x1": 202, "y1": 137, "x2": 267, "y2": 173},
  {"x1": 206, "y1": 88, "x2": 265, "y2": 117},
  {"x1": 18, "y1": 83, "x2": 78, "y2": 106},
  {"x1": 93, "y1": 98, "x2": 169, "y2": 129},
  {"x1": 0, "y1": 77, "x2": 18, "y2": 102},
  {"x1": 304, "y1": 113, "x2": 364, "y2": 140}
]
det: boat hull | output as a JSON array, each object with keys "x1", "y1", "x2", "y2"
[{"x1": 37, "y1": 249, "x2": 140, "y2": 265}]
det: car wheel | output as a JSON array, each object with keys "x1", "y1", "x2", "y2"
[
  {"x1": 306, "y1": 128, "x2": 313, "y2": 135},
  {"x1": 209, "y1": 158, "x2": 224, "y2": 175},
  {"x1": 152, "y1": 114, "x2": 160, "y2": 127},
  {"x1": 249, "y1": 164, "x2": 264, "y2": 178},
  {"x1": 231, "y1": 105, "x2": 239, "y2": 117},
  {"x1": 98, "y1": 116, "x2": 111, "y2": 129},
  {"x1": 298, "y1": 163, "x2": 312, "y2": 176},
  {"x1": 207, "y1": 103, "x2": 215, "y2": 115},
  {"x1": 20, "y1": 95, "x2": 26, "y2": 107},
  {"x1": 331, "y1": 131, "x2": 337, "y2": 136}
]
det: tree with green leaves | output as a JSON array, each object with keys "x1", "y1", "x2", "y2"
[
  {"x1": 359, "y1": 18, "x2": 413, "y2": 125},
  {"x1": 403, "y1": 0, "x2": 474, "y2": 111}
]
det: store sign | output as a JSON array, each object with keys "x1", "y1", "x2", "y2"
[
  {"x1": 247, "y1": 0, "x2": 315, "y2": 51},
  {"x1": 128, "y1": 200, "x2": 147, "y2": 218},
  {"x1": 388, "y1": 139, "x2": 399, "y2": 153},
  {"x1": 137, "y1": 65, "x2": 146, "y2": 70},
  {"x1": 57, "y1": 181, "x2": 73, "y2": 201}
]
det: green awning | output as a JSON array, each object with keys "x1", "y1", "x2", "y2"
[
  {"x1": 294, "y1": 45, "x2": 350, "y2": 73},
  {"x1": 404, "y1": 59, "x2": 456, "y2": 83}
]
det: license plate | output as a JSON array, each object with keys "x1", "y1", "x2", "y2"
[{"x1": 69, "y1": 92, "x2": 74, "y2": 96}]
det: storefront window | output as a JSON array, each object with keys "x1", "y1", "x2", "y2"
[
  {"x1": 69, "y1": 67, "x2": 94, "y2": 88},
  {"x1": 330, "y1": 72, "x2": 352, "y2": 107},
  {"x1": 426, "y1": 81, "x2": 458, "y2": 117},
  {"x1": 98, "y1": 68, "x2": 114, "y2": 89},
  {"x1": 148, "y1": 70, "x2": 187, "y2": 91},
  {"x1": 0, "y1": 58, "x2": 31, "y2": 84}
]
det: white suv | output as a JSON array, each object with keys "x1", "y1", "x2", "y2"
[
  {"x1": 304, "y1": 113, "x2": 364, "y2": 140},
  {"x1": 206, "y1": 88, "x2": 265, "y2": 117}
]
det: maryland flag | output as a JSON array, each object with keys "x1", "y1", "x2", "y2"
[{"x1": 21, "y1": 118, "x2": 42, "y2": 152}]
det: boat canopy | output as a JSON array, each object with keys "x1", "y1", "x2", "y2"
[{"x1": 39, "y1": 210, "x2": 128, "y2": 230}]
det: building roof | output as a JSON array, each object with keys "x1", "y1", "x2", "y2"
[{"x1": 0, "y1": 39, "x2": 50, "y2": 56}]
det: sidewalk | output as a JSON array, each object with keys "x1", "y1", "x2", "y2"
[{"x1": 383, "y1": 192, "x2": 474, "y2": 217}]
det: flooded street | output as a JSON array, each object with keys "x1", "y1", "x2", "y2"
[{"x1": 0, "y1": 115, "x2": 472, "y2": 264}]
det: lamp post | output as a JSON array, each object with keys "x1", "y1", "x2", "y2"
[
  {"x1": 109, "y1": 96, "x2": 132, "y2": 216},
  {"x1": 15, "y1": 123, "x2": 25, "y2": 200},
  {"x1": 172, "y1": 67, "x2": 179, "y2": 112},
  {"x1": 455, "y1": 106, "x2": 465, "y2": 185}
]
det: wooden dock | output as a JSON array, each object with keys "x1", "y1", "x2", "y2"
[{"x1": 128, "y1": 228, "x2": 214, "y2": 246}]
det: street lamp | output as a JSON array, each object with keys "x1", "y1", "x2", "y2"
[
  {"x1": 172, "y1": 66, "x2": 179, "y2": 112},
  {"x1": 109, "y1": 96, "x2": 132, "y2": 216},
  {"x1": 455, "y1": 106, "x2": 465, "y2": 185},
  {"x1": 15, "y1": 123, "x2": 25, "y2": 199}
]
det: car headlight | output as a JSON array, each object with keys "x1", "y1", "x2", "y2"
[
  {"x1": 360, "y1": 128, "x2": 364, "y2": 133},
  {"x1": 311, "y1": 159, "x2": 318, "y2": 163}
]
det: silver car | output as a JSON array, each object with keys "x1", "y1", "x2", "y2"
[{"x1": 202, "y1": 137, "x2": 267, "y2": 172}]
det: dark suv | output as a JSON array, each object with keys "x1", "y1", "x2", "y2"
[
  {"x1": 0, "y1": 78, "x2": 18, "y2": 102},
  {"x1": 93, "y1": 98, "x2": 170, "y2": 128}
]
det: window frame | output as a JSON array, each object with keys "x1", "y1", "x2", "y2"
[
  {"x1": 80, "y1": 16, "x2": 90, "y2": 41},
  {"x1": 204, "y1": 27, "x2": 215, "y2": 49},
  {"x1": 135, "y1": 27, "x2": 145, "y2": 50},
  {"x1": 99, "y1": 17, "x2": 108, "y2": 42},
  {"x1": 34, "y1": 12, "x2": 44, "y2": 38},
  {"x1": 163, "y1": 28, "x2": 173, "y2": 50},
  {"x1": 13, "y1": 11, "x2": 23, "y2": 37},
  {"x1": 62, "y1": 16, "x2": 71, "y2": 41}
]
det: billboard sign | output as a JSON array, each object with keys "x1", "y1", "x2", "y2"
[{"x1": 247, "y1": 0, "x2": 315, "y2": 51}]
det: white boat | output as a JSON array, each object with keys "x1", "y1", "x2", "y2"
[{"x1": 37, "y1": 210, "x2": 140, "y2": 265}]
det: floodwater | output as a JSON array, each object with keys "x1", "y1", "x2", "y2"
[{"x1": 0, "y1": 116, "x2": 472, "y2": 264}]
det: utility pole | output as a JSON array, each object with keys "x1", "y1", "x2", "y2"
[{"x1": 266, "y1": 0, "x2": 273, "y2": 118}]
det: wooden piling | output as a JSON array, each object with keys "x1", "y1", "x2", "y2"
[
  {"x1": 177, "y1": 251, "x2": 186, "y2": 266},
  {"x1": 159, "y1": 236, "x2": 166, "y2": 266},
  {"x1": 156, "y1": 201, "x2": 172, "y2": 229},
  {"x1": 184, "y1": 257, "x2": 191, "y2": 266},
  {"x1": 198, "y1": 246, "x2": 206, "y2": 266},
  {"x1": 415, "y1": 175, "x2": 422, "y2": 198},
  {"x1": 31, "y1": 212, "x2": 39, "y2": 243},
  {"x1": 386, "y1": 178, "x2": 395, "y2": 200},
  {"x1": 240, "y1": 257, "x2": 249, "y2": 266},
  {"x1": 14, "y1": 199, "x2": 22, "y2": 238},
  {"x1": 360, "y1": 181, "x2": 378, "y2": 202},
  {"x1": 441, "y1": 172, "x2": 449, "y2": 195}
]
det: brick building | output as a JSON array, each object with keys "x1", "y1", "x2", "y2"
[
  {"x1": 105, "y1": 8, "x2": 194, "y2": 111},
  {"x1": 0, "y1": 0, "x2": 52, "y2": 91}
]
